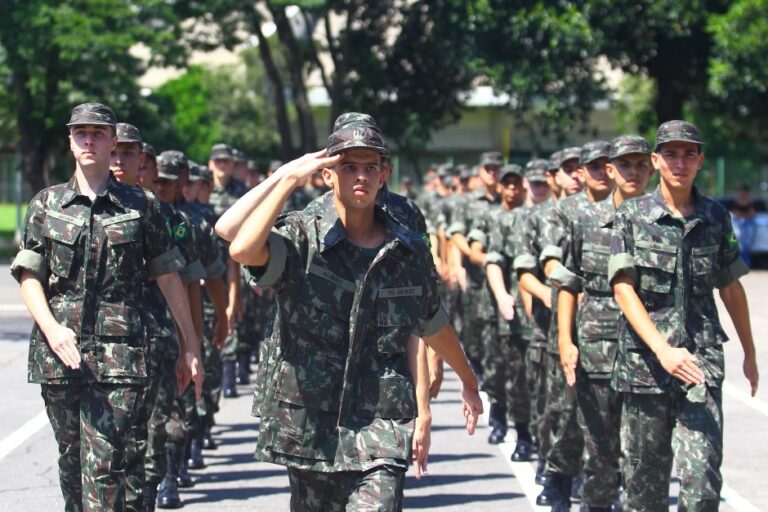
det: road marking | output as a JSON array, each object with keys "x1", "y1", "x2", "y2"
[
  {"x1": 721, "y1": 483, "x2": 762, "y2": 512},
  {"x1": 722, "y1": 381, "x2": 768, "y2": 417},
  {"x1": 0, "y1": 410, "x2": 49, "y2": 461}
]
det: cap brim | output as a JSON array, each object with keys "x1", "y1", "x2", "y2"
[
  {"x1": 500, "y1": 171, "x2": 522, "y2": 180},
  {"x1": 654, "y1": 139, "x2": 704, "y2": 150},
  {"x1": 611, "y1": 150, "x2": 651, "y2": 160},
  {"x1": 117, "y1": 138, "x2": 142, "y2": 144},
  {"x1": 156, "y1": 171, "x2": 179, "y2": 180},
  {"x1": 526, "y1": 176, "x2": 548, "y2": 183},
  {"x1": 326, "y1": 143, "x2": 388, "y2": 157},
  {"x1": 67, "y1": 121, "x2": 115, "y2": 127}
]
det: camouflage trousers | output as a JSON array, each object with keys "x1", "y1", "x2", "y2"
[
  {"x1": 621, "y1": 388, "x2": 723, "y2": 512},
  {"x1": 576, "y1": 376, "x2": 622, "y2": 507},
  {"x1": 543, "y1": 353, "x2": 584, "y2": 477},
  {"x1": 458, "y1": 294, "x2": 486, "y2": 374},
  {"x1": 202, "y1": 336, "x2": 222, "y2": 424},
  {"x1": 287, "y1": 465, "x2": 405, "y2": 512},
  {"x1": 481, "y1": 331, "x2": 530, "y2": 424},
  {"x1": 525, "y1": 344, "x2": 548, "y2": 456},
  {"x1": 144, "y1": 357, "x2": 179, "y2": 487},
  {"x1": 222, "y1": 284, "x2": 272, "y2": 361},
  {"x1": 41, "y1": 381, "x2": 144, "y2": 512}
]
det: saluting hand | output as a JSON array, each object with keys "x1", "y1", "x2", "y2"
[{"x1": 277, "y1": 150, "x2": 342, "y2": 187}]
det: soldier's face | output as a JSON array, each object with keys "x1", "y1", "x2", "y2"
[
  {"x1": 652, "y1": 142, "x2": 704, "y2": 190},
  {"x1": 184, "y1": 180, "x2": 201, "y2": 202},
  {"x1": 479, "y1": 164, "x2": 499, "y2": 187},
  {"x1": 581, "y1": 157, "x2": 613, "y2": 194},
  {"x1": 556, "y1": 159, "x2": 582, "y2": 196},
  {"x1": 111, "y1": 142, "x2": 145, "y2": 187},
  {"x1": 69, "y1": 125, "x2": 116, "y2": 171},
  {"x1": 546, "y1": 171, "x2": 561, "y2": 196},
  {"x1": 326, "y1": 149, "x2": 383, "y2": 209},
  {"x1": 607, "y1": 153, "x2": 654, "y2": 198},
  {"x1": 198, "y1": 181, "x2": 212, "y2": 203},
  {"x1": 152, "y1": 177, "x2": 177, "y2": 203},
  {"x1": 210, "y1": 157, "x2": 234, "y2": 180},
  {"x1": 527, "y1": 180, "x2": 551, "y2": 204},
  {"x1": 501, "y1": 176, "x2": 525, "y2": 208},
  {"x1": 138, "y1": 157, "x2": 157, "y2": 190}
]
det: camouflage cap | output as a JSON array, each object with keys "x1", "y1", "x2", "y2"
[
  {"x1": 66, "y1": 102, "x2": 117, "y2": 128},
  {"x1": 156, "y1": 153, "x2": 180, "y2": 180},
  {"x1": 163, "y1": 150, "x2": 188, "y2": 169},
  {"x1": 333, "y1": 112, "x2": 381, "y2": 133},
  {"x1": 247, "y1": 159, "x2": 259, "y2": 171},
  {"x1": 610, "y1": 134, "x2": 651, "y2": 159},
  {"x1": 210, "y1": 143, "x2": 233, "y2": 160},
  {"x1": 559, "y1": 147, "x2": 582, "y2": 167},
  {"x1": 458, "y1": 164, "x2": 474, "y2": 181},
  {"x1": 654, "y1": 120, "x2": 704, "y2": 150},
  {"x1": 525, "y1": 159, "x2": 550, "y2": 182},
  {"x1": 499, "y1": 164, "x2": 523, "y2": 181},
  {"x1": 580, "y1": 140, "x2": 610, "y2": 165},
  {"x1": 115, "y1": 123, "x2": 142, "y2": 144},
  {"x1": 480, "y1": 151, "x2": 503, "y2": 166},
  {"x1": 435, "y1": 163, "x2": 454, "y2": 178},
  {"x1": 268, "y1": 160, "x2": 283, "y2": 173},
  {"x1": 232, "y1": 148, "x2": 247, "y2": 163},
  {"x1": 141, "y1": 142, "x2": 156, "y2": 160},
  {"x1": 548, "y1": 151, "x2": 562, "y2": 172},
  {"x1": 188, "y1": 162, "x2": 203, "y2": 181},
  {"x1": 200, "y1": 166, "x2": 213, "y2": 183},
  {"x1": 326, "y1": 125, "x2": 388, "y2": 156}
]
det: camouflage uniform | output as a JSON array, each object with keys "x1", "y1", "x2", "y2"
[
  {"x1": 608, "y1": 185, "x2": 748, "y2": 512},
  {"x1": 11, "y1": 170, "x2": 183, "y2": 512},
  {"x1": 248, "y1": 199, "x2": 446, "y2": 509}
]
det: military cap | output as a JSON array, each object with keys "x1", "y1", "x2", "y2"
[
  {"x1": 199, "y1": 166, "x2": 213, "y2": 182},
  {"x1": 548, "y1": 151, "x2": 562, "y2": 172},
  {"x1": 326, "y1": 124, "x2": 388, "y2": 156},
  {"x1": 654, "y1": 120, "x2": 704, "y2": 150},
  {"x1": 442, "y1": 175, "x2": 455, "y2": 188},
  {"x1": 247, "y1": 159, "x2": 259, "y2": 172},
  {"x1": 268, "y1": 160, "x2": 283, "y2": 174},
  {"x1": 559, "y1": 147, "x2": 582, "y2": 167},
  {"x1": 115, "y1": 123, "x2": 142, "y2": 144},
  {"x1": 188, "y1": 162, "x2": 203, "y2": 181},
  {"x1": 435, "y1": 163, "x2": 454, "y2": 178},
  {"x1": 164, "y1": 150, "x2": 188, "y2": 169},
  {"x1": 156, "y1": 153, "x2": 180, "y2": 180},
  {"x1": 141, "y1": 142, "x2": 156, "y2": 160},
  {"x1": 458, "y1": 164, "x2": 474, "y2": 180},
  {"x1": 480, "y1": 151, "x2": 503, "y2": 166},
  {"x1": 210, "y1": 143, "x2": 233, "y2": 160},
  {"x1": 333, "y1": 112, "x2": 381, "y2": 133},
  {"x1": 580, "y1": 140, "x2": 610, "y2": 165},
  {"x1": 610, "y1": 134, "x2": 651, "y2": 159},
  {"x1": 401, "y1": 176, "x2": 412, "y2": 185},
  {"x1": 524, "y1": 159, "x2": 550, "y2": 183},
  {"x1": 232, "y1": 148, "x2": 247, "y2": 162},
  {"x1": 66, "y1": 102, "x2": 116, "y2": 128},
  {"x1": 500, "y1": 164, "x2": 523, "y2": 181}
]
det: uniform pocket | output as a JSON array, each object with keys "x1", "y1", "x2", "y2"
[
  {"x1": 691, "y1": 244, "x2": 718, "y2": 295},
  {"x1": 375, "y1": 292, "x2": 422, "y2": 355},
  {"x1": 95, "y1": 304, "x2": 142, "y2": 337},
  {"x1": 275, "y1": 357, "x2": 343, "y2": 412},
  {"x1": 103, "y1": 214, "x2": 142, "y2": 276},
  {"x1": 43, "y1": 214, "x2": 83, "y2": 278},
  {"x1": 581, "y1": 244, "x2": 611, "y2": 293},
  {"x1": 98, "y1": 343, "x2": 147, "y2": 378},
  {"x1": 635, "y1": 241, "x2": 677, "y2": 294},
  {"x1": 355, "y1": 375, "x2": 416, "y2": 419}
]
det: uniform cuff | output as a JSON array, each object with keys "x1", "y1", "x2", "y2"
[
  {"x1": 550, "y1": 262, "x2": 583, "y2": 292},
  {"x1": 10, "y1": 249, "x2": 47, "y2": 283},
  {"x1": 484, "y1": 251, "x2": 504, "y2": 267},
  {"x1": 419, "y1": 303, "x2": 450, "y2": 337},
  {"x1": 608, "y1": 253, "x2": 637, "y2": 285},
  {"x1": 540, "y1": 245, "x2": 562, "y2": 263},
  {"x1": 245, "y1": 231, "x2": 287, "y2": 289},
  {"x1": 204, "y1": 257, "x2": 226, "y2": 279},
  {"x1": 715, "y1": 256, "x2": 749, "y2": 289},
  {"x1": 446, "y1": 222, "x2": 466, "y2": 238},
  {"x1": 178, "y1": 259, "x2": 206, "y2": 284},
  {"x1": 147, "y1": 246, "x2": 186, "y2": 280},
  {"x1": 467, "y1": 228, "x2": 487, "y2": 247},
  {"x1": 513, "y1": 253, "x2": 537, "y2": 271}
]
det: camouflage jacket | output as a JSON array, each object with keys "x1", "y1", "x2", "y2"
[
  {"x1": 11, "y1": 174, "x2": 184, "y2": 384},
  {"x1": 179, "y1": 201, "x2": 226, "y2": 279},
  {"x1": 208, "y1": 177, "x2": 248, "y2": 222},
  {"x1": 247, "y1": 201, "x2": 447, "y2": 472},
  {"x1": 559, "y1": 197, "x2": 623, "y2": 378},
  {"x1": 485, "y1": 205, "x2": 527, "y2": 336},
  {"x1": 608, "y1": 186, "x2": 749, "y2": 394}
]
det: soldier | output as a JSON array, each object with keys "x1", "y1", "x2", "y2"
[
  {"x1": 609, "y1": 121, "x2": 759, "y2": 511},
  {"x1": 483, "y1": 164, "x2": 534, "y2": 458},
  {"x1": 11, "y1": 103, "x2": 202, "y2": 512},
  {"x1": 138, "y1": 143, "x2": 158, "y2": 190},
  {"x1": 215, "y1": 122, "x2": 483, "y2": 511},
  {"x1": 556, "y1": 135, "x2": 653, "y2": 512}
]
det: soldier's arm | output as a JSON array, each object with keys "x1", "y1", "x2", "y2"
[
  {"x1": 719, "y1": 281, "x2": 759, "y2": 395},
  {"x1": 556, "y1": 220, "x2": 584, "y2": 386},
  {"x1": 205, "y1": 276, "x2": 229, "y2": 349},
  {"x1": 220, "y1": 151, "x2": 340, "y2": 266},
  {"x1": 187, "y1": 280, "x2": 204, "y2": 345},
  {"x1": 409, "y1": 336, "x2": 431, "y2": 479}
]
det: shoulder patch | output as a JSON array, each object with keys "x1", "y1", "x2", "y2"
[
  {"x1": 727, "y1": 230, "x2": 739, "y2": 249},
  {"x1": 174, "y1": 221, "x2": 189, "y2": 241}
]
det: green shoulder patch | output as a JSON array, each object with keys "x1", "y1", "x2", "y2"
[
  {"x1": 727, "y1": 230, "x2": 739, "y2": 249},
  {"x1": 174, "y1": 221, "x2": 189, "y2": 241},
  {"x1": 421, "y1": 232, "x2": 431, "y2": 249}
]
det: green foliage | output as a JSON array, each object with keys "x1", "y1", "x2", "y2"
[{"x1": 613, "y1": 75, "x2": 656, "y2": 139}]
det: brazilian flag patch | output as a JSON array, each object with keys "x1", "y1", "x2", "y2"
[
  {"x1": 421, "y1": 232, "x2": 431, "y2": 249},
  {"x1": 727, "y1": 230, "x2": 739, "y2": 249},
  {"x1": 174, "y1": 222, "x2": 189, "y2": 241}
]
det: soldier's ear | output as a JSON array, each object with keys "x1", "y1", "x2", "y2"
[{"x1": 322, "y1": 167, "x2": 334, "y2": 188}]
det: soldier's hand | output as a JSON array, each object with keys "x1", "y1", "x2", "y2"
[
  {"x1": 429, "y1": 358, "x2": 444, "y2": 399},
  {"x1": 280, "y1": 150, "x2": 342, "y2": 187},
  {"x1": 225, "y1": 304, "x2": 237, "y2": 332},
  {"x1": 186, "y1": 349, "x2": 204, "y2": 400},
  {"x1": 411, "y1": 415, "x2": 431, "y2": 479},
  {"x1": 560, "y1": 341, "x2": 579, "y2": 386},
  {"x1": 175, "y1": 356, "x2": 191, "y2": 396},
  {"x1": 496, "y1": 291, "x2": 516, "y2": 321},
  {"x1": 457, "y1": 267, "x2": 468, "y2": 292},
  {"x1": 744, "y1": 355, "x2": 759, "y2": 397},
  {"x1": 460, "y1": 385, "x2": 483, "y2": 435},
  {"x1": 540, "y1": 291, "x2": 552, "y2": 309},
  {"x1": 657, "y1": 346, "x2": 705, "y2": 385},
  {"x1": 212, "y1": 319, "x2": 228, "y2": 350},
  {"x1": 45, "y1": 324, "x2": 81, "y2": 370}
]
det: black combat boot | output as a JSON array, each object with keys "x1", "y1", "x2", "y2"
[
  {"x1": 222, "y1": 360, "x2": 238, "y2": 398},
  {"x1": 188, "y1": 435, "x2": 206, "y2": 469},
  {"x1": 202, "y1": 419, "x2": 217, "y2": 450},
  {"x1": 157, "y1": 444, "x2": 182, "y2": 509},
  {"x1": 536, "y1": 473, "x2": 554, "y2": 507},
  {"x1": 511, "y1": 423, "x2": 533, "y2": 461},
  {"x1": 236, "y1": 352, "x2": 250, "y2": 385},
  {"x1": 487, "y1": 402, "x2": 507, "y2": 444},
  {"x1": 549, "y1": 473, "x2": 573, "y2": 512},
  {"x1": 535, "y1": 459, "x2": 548, "y2": 485},
  {"x1": 580, "y1": 506, "x2": 611, "y2": 512},
  {"x1": 143, "y1": 484, "x2": 158, "y2": 512},
  {"x1": 177, "y1": 440, "x2": 195, "y2": 488}
]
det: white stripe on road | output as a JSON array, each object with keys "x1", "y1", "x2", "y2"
[
  {"x1": 723, "y1": 381, "x2": 768, "y2": 417},
  {"x1": 0, "y1": 410, "x2": 49, "y2": 461},
  {"x1": 721, "y1": 483, "x2": 763, "y2": 512}
]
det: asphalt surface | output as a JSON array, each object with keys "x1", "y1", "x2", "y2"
[{"x1": 0, "y1": 264, "x2": 766, "y2": 511}]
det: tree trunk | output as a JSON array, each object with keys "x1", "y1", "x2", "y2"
[
  {"x1": 653, "y1": 72, "x2": 687, "y2": 123},
  {"x1": 11, "y1": 68, "x2": 47, "y2": 193}
]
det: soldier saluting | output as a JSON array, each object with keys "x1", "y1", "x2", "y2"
[{"x1": 216, "y1": 121, "x2": 483, "y2": 510}]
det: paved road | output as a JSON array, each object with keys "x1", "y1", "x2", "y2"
[{"x1": 0, "y1": 264, "x2": 766, "y2": 511}]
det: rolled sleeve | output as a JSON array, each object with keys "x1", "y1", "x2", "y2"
[
  {"x1": 484, "y1": 251, "x2": 504, "y2": 267},
  {"x1": 714, "y1": 256, "x2": 749, "y2": 289},
  {"x1": 513, "y1": 253, "x2": 538, "y2": 272},
  {"x1": 11, "y1": 249, "x2": 47, "y2": 283},
  {"x1": 244, "y1": 231, "x2": 288, "y2": 290},
  {"x1": 446, "y1": 221, "x2": 466, "y2": 238},
  {"x1": 540, "y1": 245, "x2": 562, "y2": 263},
  {"x1": 467, "y1": 228, "x2": 487, "y2": 247},
  {"x1": 178, "y1": 259, "x2": 206, "y2": 284},
  {"x1": 608, "y1": 253, "x2": 637, "y2": 285},
  {"x1": 550, "y1": 261, "x2": 583, "y2": 292},
  {"x1": 417, "y1": 302, "x2": 450, "y2": 337},
  {"x1": 147, "y1": 245, "x2": 185, "y2": 280},
  {"x1": 204, "y1": 256, "x2": 226, "y2": 279}
]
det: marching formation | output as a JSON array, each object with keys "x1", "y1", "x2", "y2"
[{"x1": 10, "y1": 101, "x2": 759, "y2": 512}]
